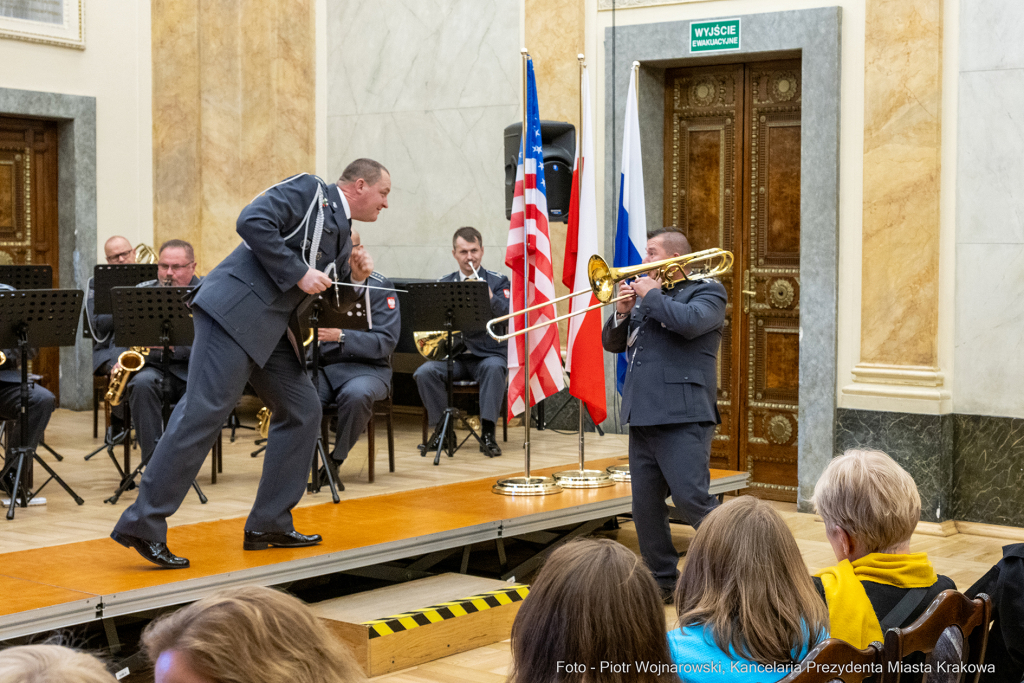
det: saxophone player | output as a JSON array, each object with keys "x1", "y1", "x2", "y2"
[
  {"x1": 0, "y1": 283, "x2": 55, "y2": 495},
  {"x1": 115, "y1": 240, "x2": 199, "y2": 472}
]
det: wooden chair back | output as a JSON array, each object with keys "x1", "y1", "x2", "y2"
[
  {"x1": 777, "y1": 638, "x2": 882, "y2": 683},
  {"x1": 881, "y1": 589, "x2": 992, "y2": 683}
]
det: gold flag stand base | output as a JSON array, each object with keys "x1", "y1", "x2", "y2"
[
  {"x1": 606, "y1": 465, "x2": 631, "y2": 482},
  {"x1": 553, "y1": 469, "x2": 615, "y2": 488},
  {"x1": 492, "y1": 476, "x2": 563, "y2": 496}
]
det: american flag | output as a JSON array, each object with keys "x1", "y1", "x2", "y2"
[{"x1": 505, "y1": 56, "x2": 564, "y2": 418}]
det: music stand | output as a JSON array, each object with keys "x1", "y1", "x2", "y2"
[
  {"x1": 92, "y1": 265, "x2": 159, "y2": 315},
  {"x1": 302, "y1": 293, "x2": 371, "y2": 499},
  {"x1": 0, "y1": 289, "x2": 85, "y2": 519},
  {"x1": 104, "y1": 286, "x2": 207, "y2": 505},
  {"x1": 0, "y1": 265, "x2": 53, "y2": 290},
  {"x1": 407, "y1": 281, "x2": 491, "y2": 466}
]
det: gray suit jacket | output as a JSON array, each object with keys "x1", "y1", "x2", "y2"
[
  {"x1": 191, "y1": 174, "x2": 359, "y2": 367},
  {"x1": 439, "y1": 268, "x2": 510, "y2": 359},
  {"x1": 320, "y1": 272, "x2": 400, "y2": 391},
  {"x1": 601, "y1": 278, "x2": 727, "y2": 427}
]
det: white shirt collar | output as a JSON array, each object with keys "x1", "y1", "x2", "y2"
[{"x1": 335, "y1": 184, "x2": 351, "y2": 220}]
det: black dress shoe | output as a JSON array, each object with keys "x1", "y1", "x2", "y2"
[
  {"x1": 111, "y1": 531, "x2": 190, "y2": 569},
  {"x1": 419, "y1": 424, "x2": 455, "y2": 454},
  {"x1": 480, "y1": 432, "x2": 502, "y2": 458},
  {"x1": 317, "y1": 463, "x2": 345, "y2": 491},
  {"x1": 243, "y1": 530, "x2": 322, "y2": 551},
  {"x1": 659, "y1": 584, "x2": 674, "y2": 605}
]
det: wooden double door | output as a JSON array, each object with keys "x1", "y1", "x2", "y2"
[
  {"x1": 663, "y1": 60, "x2": 801, "y2": 501},
  {"x1": 0, "y1": 116, "x2": 61, "y2": 401}
]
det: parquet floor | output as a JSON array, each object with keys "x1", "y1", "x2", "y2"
[{"x1": 1, "y1": 407, "x2": 1020, "y2": 682}]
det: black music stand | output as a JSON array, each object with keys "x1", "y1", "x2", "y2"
[
  {"x1": 104, "y1": 285, "x2": 207, "y2": 505},
  {"x1": 303, "y1": 293, "x2": 371, "y2": 499},
  {"x1": 407, "y1": 281, "x2": 491, "y2": 465},
  {"x1": 0, "y1": 289, "x2": 84, "y2": 519},
  {"x1": 0, "y1": 265, "x2": 53, "y2": 290}
]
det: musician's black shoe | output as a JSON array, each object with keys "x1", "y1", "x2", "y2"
[
  {"x1": 419, "y1": 424, "x2": 455, "y2": 454},
  {"x1": 316, "y1": 462, "x2": 344, "y2": 491},
  {"x1": 659, "y1": 584, "x2": 674, "y2": 605},
  {"x1": 243, "y1": 530, "x2": 323, "y2": 551},
  {"x1": 111, "y1": 531, "x2": 190, "y2": 569},
  {"x1": 480, "y1": 432, "x2": 502, "y2": 458}
]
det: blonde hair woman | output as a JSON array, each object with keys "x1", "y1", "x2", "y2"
[
  {"x1": 0, "y1": 644, "x2": 114, "y2": 683},
  {"x1": 508, "y1": 538, "x2": 676, "y2": 683},
  {"x1": 812, "y1": 449, "x2": 954, "y2": 648},
  {"x1": 142, "y1": 585, "x2": 364, "y2": 683},
  {"x1": 671, "y1": 496, "x2": 828, "y2": 683}
]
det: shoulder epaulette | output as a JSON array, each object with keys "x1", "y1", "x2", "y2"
[
  {"x1": 369, "y1": 271, "x2": 385, "y2": 282},
  {"x1": 135, "y1": 279, "x2": 159, "y2": 288}
]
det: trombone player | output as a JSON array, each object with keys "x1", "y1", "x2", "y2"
[
  {"x1": 601, "y1": 228, "x2": 727, "y2": 602},
  {"x1": 413, "y1": 227, "x2": 508, "y2": 458}
]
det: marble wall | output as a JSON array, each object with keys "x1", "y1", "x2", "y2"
[
  {"x1": 152, "y1": 0, "x2": 316, "y2": 270},
  {"x1": 326, "y1": 0, "x2": 520, "y2": 280},
  {"x1": 955, "y1": 0, "x2": 1024, "y2": 419},
  {"x1": 859, "y1": 0, "x2": 943, "y2": 368}
]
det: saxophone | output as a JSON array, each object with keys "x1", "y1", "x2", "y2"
[
  {"x1": 257, "y1": 407, "x2": 271, "y2": 439},
  {"x1": 105, "y1": 347, "x2": 150, "y2": 406}
]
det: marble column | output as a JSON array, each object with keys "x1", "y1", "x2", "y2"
[
  {"x1": 152, "y1": 0, "x2": 315, "y2": 269},
  {"x1": 844, "y1": 0, "x2": 949, "y2": 413}
]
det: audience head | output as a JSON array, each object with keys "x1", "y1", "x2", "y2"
[
  {"x1": 103, "y1": 235, "x2": 136, "y2": 264},
  {"x1": 157, "y1": 240, "x2": 197, "y2": 287},
  {"x1": 452, "y1": 226, "x2": 484, "y2": 276},
  {"x1": 813, "y1": 448, "x2": 920, "y2": 561},
  {"x1": 675, "y1": 496, "x2": 828, "y2": 666},
  {"x1": 142, "y1": 585, "x2": 364, "y2": 683},
  {"x1": 0, "y1": 644, "x2": 115, "y2": 683},
  {"x1": 509, "y1": 538, "x2": 674, "y2": 683},
  {"x1": 338, "y1": 158, "x2": 390, "y2": 222}
]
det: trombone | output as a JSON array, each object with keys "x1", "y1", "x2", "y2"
[{"x1": 485, "y1": 248, "x2": 733, "y2": 342}]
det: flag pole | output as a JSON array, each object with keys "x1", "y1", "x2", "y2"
[
  {"x1": 494, "y1": 49, "x2": 561, "y2": 496},
  {"x1": 554, "y1": 54, "x2": 612, "y2": 490},
  {"x1": 607, "y1": 60, "x2": 643, "y2": 484}
]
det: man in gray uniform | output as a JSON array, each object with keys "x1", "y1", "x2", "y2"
[
  {"x1": 315, "y1": 230, "x2": 400, "y2": 481},
  {"x1": 601, "y1": 228, "x2": 726, "y2": 601},
  {"x1": 112, "y1": 159, "x2": 388, "y2": 569},
  {"x1": 123, "y1": 240, "x2": 200, "y2": 469},
  {"x1": 0, "y1": 283, "x2": 55, "y2": 491},
  {"x1": 414, "y1": 227, "x2": 509, "y2": 458}
]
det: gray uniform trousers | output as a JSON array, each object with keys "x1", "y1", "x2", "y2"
[
  {"x1": 629, "y1": 421, "x2": 719, "y2": 589},
  {"x1": 413, "y1": 355, "x2": 506, "y2": 425},
  {"x1": 126, "y1": 367, "x2": 187, "y2": 464},
  {"x1": 316, "y1": 370, "x2": 388, "y2": 463},
  {"x1": 0, "y1": 382, "x2": 54, "y2": 463},
  {"x1": 113, "y1": 307, "x2": 322, "y2": 542}
]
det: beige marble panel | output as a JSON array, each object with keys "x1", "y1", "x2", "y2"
[
  {"x1": 860, "y1": 0, "x2": 943, "y2": 367},
  {"x1": 526, "y1": 0, "x2": 585, "y2": 330},
  {"x1": 153, "y1": 0, "x2": 316, "y2": 270},
  {"x1": 152, "y1": 1, "x2": 201, "y2": 254}
]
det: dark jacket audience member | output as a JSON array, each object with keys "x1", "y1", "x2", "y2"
[
  {"x1": 967, "y1": 543, "x2": 1024, "y2": 683},
  {"x1": 670, "y1": 496, "x2": 829, "y2": 683},
  {"x1": 508, "y1": 537, "x2": 677, "y2": 683},
  {"x1": 812, "y1": 449, "x2": 954, "y2": 649},
  {"x1": 142, "y1": 585, "x2": 364, "y2": 683}
]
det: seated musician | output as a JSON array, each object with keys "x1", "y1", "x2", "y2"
[
  {"x1": 115, "y1": 240, "x2": 200, "y2": 467},
  {"x1": 413, "y1": 226, "x2": 509, "y2": 458},
  {"x1": 315, "y1": 231, "x2": 400, "y2": 486},
  {"x1": 86, "y1": 235, "x2": 138, "y2": 436},
  {"x1": 0, "y1": 283, "x2": 55, "y2": 492}
]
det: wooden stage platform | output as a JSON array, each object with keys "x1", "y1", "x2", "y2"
[{"x1": 0, "y1": 456, "x2": 748, "y2": 640}]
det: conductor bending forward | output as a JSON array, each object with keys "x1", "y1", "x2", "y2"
[
  {"x1": 601, "y1": 228, "x2": 726, "y2": 600},
  {"x1": 112, "y1": 159, "x2": 390, "y2": 569}
]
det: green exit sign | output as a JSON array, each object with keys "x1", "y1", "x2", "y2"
[{"x1": 690, "y1": 18, "x2": 741, "y2": 53}]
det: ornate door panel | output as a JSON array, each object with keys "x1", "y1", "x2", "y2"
[
  {"x1": 0, "y1": 117, "x2": 60, "y2": 399},
  {"x1": 664, "y1": 60, "x2": 801, "y2": 500},
  {"x1": 663, "y1": 65, "x2": 745, "y2": 472},
  {"x1": 739, "y1": 61, "x2": 801, "y2": 501}
]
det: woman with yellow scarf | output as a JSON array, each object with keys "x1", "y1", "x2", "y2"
[{"x1": 811, "y1": 449, "x2": 955, "y2": 649}]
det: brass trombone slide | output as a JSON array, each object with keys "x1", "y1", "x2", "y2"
[{"x1": 485, "y1": 248, "x2": 733, "y2": 342}]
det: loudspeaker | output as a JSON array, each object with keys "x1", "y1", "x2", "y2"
[{"x1": 503, "y1": 121, "x2": 575, "y2": 222}]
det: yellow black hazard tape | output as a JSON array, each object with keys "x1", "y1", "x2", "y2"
[{"x1": 362, "y1": 584, "x2": 530, "y2": 639}]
